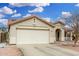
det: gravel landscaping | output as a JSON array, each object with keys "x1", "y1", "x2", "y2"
[
  {"x1": 0, "y1": 44, "x2": 23, "y2": 56},
  {"x1": 0, "y1": 47, "x2": 23, "y2": 56},
  {"x1": 54, "y1": 41, "x2": 79, "y2": 52}
]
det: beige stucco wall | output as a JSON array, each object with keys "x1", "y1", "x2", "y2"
[
  {"x1": 49, "y1": 27, "x2": 56, "y2": 43},
  {"x1": 9, "y1": 18, "x2": 55, "y2": 44}
]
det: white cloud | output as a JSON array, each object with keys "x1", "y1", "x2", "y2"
[
  {"x1": 75, "y1": 4, "x2": 79, "y2": 7},
  {"x1": 65, "y1": 25, "x2": 70, "y2": 29},
  {"x1": 13, "y1": 10, "x2": 17, "y2": 13},
  {"x1": 12, "y1": 13, "x2": 21, "y2": 17},
  {"x1": 0, "y1": 14, "x2": 4, "y2": 18},
  {"x1": 23, "y1": 14, "x2": 31, "y2": 18},
  {"x1": 43, "y1": 17, "x2": 51, "y2": 22},
  {"x1": 9, "y1": 3, "x2": 50, "y2": 7},
  {"x1": 0, "y1": 19, "x2": 8, "y2": 25},
  {"x1": 0, "y1": 6, "x2": 17, "y2": 14},
  {"x1": 62, "y1": 11, "x2": 72, "y2": 18},
  {"x1": 10, "y1": 3, "x2": 28, "y2": 7},
  {"x1": 28, "y1": 7, "x2": 44, "y2": 13},
  {"x1": 0, "y1": 9, "x2": 3, "y2": 12},
  {"x1": 1, "y1": 6, "x2": 14, "y2": 14},
  {"x1": 29, "y1": 3, "x2": 50, "y2": 7},
  {"x1": 10, "y1": 3, "x2": 50, "y2": 13},
  {"x1": 59, "y1": 19, "x2": 65, "y2": 23}
]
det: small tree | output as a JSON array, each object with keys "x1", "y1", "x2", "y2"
[
  {"x1": 61, "y1": 12, "x2": 79, "y2": 46},
  {"x1": 72, "y1": 14, "x2": 79, "y2": 46}
]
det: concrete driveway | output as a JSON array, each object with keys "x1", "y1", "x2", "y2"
[{"x1": 17, "y1": 44, "x2": 79, "y2": 56}]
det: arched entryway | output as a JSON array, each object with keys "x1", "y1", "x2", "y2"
[{"x1": 56, "y1": 29, "x2": 61, "y2": 41}]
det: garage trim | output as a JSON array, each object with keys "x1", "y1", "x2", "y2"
[{"x1": 16, "y1": 26, "x2": 49, "y2": 31}]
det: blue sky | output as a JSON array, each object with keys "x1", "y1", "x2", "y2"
[{"x1": 0, "y1": 3, "x2": 79, "y2": 25}]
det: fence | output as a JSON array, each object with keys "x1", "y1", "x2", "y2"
[{"x1": 0, "y1": 32, "x2": 7, "y2": 43}]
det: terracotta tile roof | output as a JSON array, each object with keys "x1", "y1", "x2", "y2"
[
  {"x1": 8, "y1": 16, "x2": 34, "y2": 26},
  {"x1": 8, "y1": 15, "x2": 54, "y2": 27}
]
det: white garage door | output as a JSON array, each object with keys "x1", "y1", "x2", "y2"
[{"x1": 16, "y1": 29, "x2": 49, "y2": 44}]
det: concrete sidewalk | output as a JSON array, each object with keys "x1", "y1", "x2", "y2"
[{"x1": 17, "y1": 44, "x2": 79, "y2": 56}]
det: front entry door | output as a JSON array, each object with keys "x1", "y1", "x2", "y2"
[{"x1": 56, "y1": 29, "x2": 61, "y2": 41}]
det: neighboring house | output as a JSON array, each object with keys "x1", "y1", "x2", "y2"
[
  {"x1": 8, "y1": 15, "x2": 65, "y2": 44},
  {"x1": 64, "y1": 28, "x2": 72, "y2": 41},
  {"x1": 64, "y1": 27, "x2": 75, "y2": 41}
]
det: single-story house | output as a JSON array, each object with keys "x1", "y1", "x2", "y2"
[{"x1": 8, "y1": 15, "x2": 65, "y2": 44}]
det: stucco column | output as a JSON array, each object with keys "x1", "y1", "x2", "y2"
[
  {"x1": 49, "y1": 28, "x2": 56, "y2": 43},
  {"x1": 53, "y1": 28, "x2": 56, "y2": 42},
  {"x1": 61, "y1": 29, "x2": 65, "y2": 41},
  {"x1": 65, "y1": 32, "x2": 68, "y2": 41},
  {"x1": 70, "y1": 32, "x2": 72, "y2": 41}
]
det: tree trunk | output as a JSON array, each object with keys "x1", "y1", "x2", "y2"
[
  {"x1": 73, "y1": 34, "x2": 78, "y2": 47},
  {"x1": 73, "y1": 39, "x2": 77, "y2": 47}
]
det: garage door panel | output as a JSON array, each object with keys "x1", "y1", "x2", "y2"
[{"x1": 16, "y1": 29, "x2": 49, "y2": 44}]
